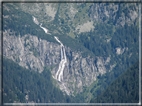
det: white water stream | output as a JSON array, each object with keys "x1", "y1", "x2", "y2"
[
  {"x1": 32, "y1": 16, "x2": 67, "y2": 82},
  {"x1": 40, "y1": 23, "x2": 49, "y2": 34},
  {"x1": 32, "y1": 16, "x2": 39, "y2": 25},
  {"x1": 54, "y1": 36, "x2": 67, "y2": 82},
  {"x1": 32, "y1": 16, "x2": 51, "y2": 35}
]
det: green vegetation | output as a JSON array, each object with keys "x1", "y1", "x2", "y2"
[
  {"x1": 3, "y1": 3, "x2": 56, "y2": 43},
  {"x1": 73, "y1": 3, "x2": 92, "y2": 26},
  {"x1": 3, "y1": 57, "x2": 73, "y2": 103},
  {"x1": 75, "y1": 22, "x2": 139, "y2": 99},
  {"x1": 77, "y1": 23, "x2": 138, "y2": 57},
  {"x1": 90, "y1": 62, "x2": 139, "y2": 103},
  {"x1": 3, "y1": 57, "x2": 140, "y2": 103},
  {"x1": 71, "y1": 61, "x2": 139, "y2": 103},
  {"x1": 70, "y1": 21, "x2": 139, "y2": 102}
]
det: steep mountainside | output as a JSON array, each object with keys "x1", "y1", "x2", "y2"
[
  {"x1": 2, "y1": 2, "x2": 139, "y2": 103},
  {"x1": 90, "y1": 62, "x2": 139, "y2": 103},
  {"x1": 3, "y1": 30, "x2": 107, "y2": 95},
  {"x1": 3, "y1": 57, "x2": 73, "y2": 103}
]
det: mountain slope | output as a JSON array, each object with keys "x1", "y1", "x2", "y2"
[
  {"x1": 90, "y1": 62, "x2": 139, "y2": 103},
  {"x1": 3, "y1": 57, "x2": 73, "y2": 103},
  {"x1": 3, "y1": 3, "x2": 111, "y2": 95},
  {"x1": 2, "y1": 2, "x2": 140, "y2": 103}
]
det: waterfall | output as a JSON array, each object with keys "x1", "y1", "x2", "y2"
[
  {"x1": 39, "y1": 23, "x2": 49, "y2": 34},
  {"x1": 32, "y1": 16, "x2": 67, "y2": 82},
  {"x1": 54, "y1": 36, "x2": 67, "y2": 82},
  {"x1": 32, "y1": 16, "x2": 50, "y2": 35},
  {"x1": 32, "y1": 16, "x2": 39, "y2": 25}
]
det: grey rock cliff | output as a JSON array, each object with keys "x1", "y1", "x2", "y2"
[
  {"x1": 3, "y1": 29, "x2": 112, "y2": 95},
  {"x1": 89, "y1": 3, "x2": 138, "y2": 27}
]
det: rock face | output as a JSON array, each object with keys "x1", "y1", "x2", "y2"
[
  {"x1": 89, "y1": 3, "x2": 138, "y2": 27},
  {"x1": 3, "y1": 29, "x2": 111, "y2": 95}
]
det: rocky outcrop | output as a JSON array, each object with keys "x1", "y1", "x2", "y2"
[
  {"x1": 89, "y1": 3, "x2": 139, "y2": 27},
  {"x1": 3, "y1": 29, "x2": 112, "y2": 95}
]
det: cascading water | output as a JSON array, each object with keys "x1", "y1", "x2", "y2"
[
  {"x1": 54, "y1": 36, "x2": 67, "y2": 82},
  {"x1": 53, "y1": 37, "x2": 69, "y2": 94},
  {"x1": 32, "y1": 16, "x2": 67, "y2": 82},
  {"x1": 32, "y1": 16, "x2": 69, "y2": 94},
  {"x1": 40, "y1": 23, "x2": 48, "y2": 34},
  {"x1": 32, "y1": 16, "x2": 39, "y2": 25},
  {"x1": 32, "y1": 16, "x2": 50, "y2": 35}
]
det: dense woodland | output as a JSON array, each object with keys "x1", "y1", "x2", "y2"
[
  {"x1": 3, "y1": 58, "x2": 73, "y2": 103},
  {"x1": 90, "y1": 62, "x2": 139, "y2": 103},
  {"x1": 3, "y1": 58, "x2": 139, "y2": 103},
  {"x1": 74, "y1": 19, "x2": 139, "y2": 103}
]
